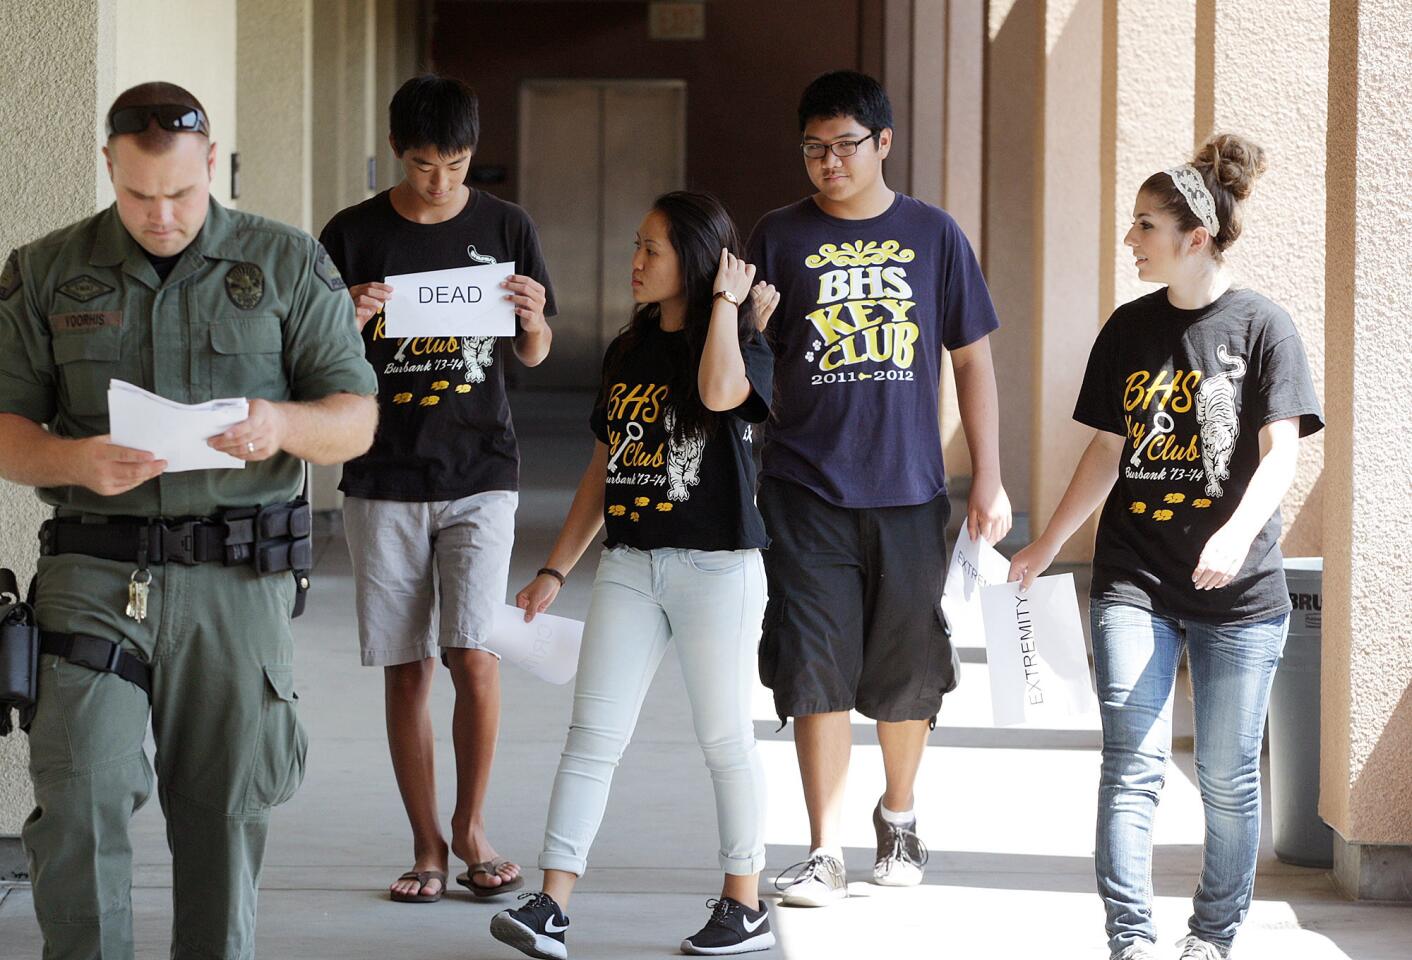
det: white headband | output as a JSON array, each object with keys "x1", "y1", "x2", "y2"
[{"x1": 1164, "y1": 164, "x2": 1221, "y2": 238}]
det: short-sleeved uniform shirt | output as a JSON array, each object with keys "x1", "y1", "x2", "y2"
[
  {"x1": 746, "y1": 193, "x2": 999, "y2": 508},
  {"x1": 0, "y1": 200, "x2": 378, "y2": 519},
  {"x1": 589, "y1": 325, "x2": 773, "y2": 551},
  {"x1": 318, "y1": 189, "x2": 557, "y2": 501},
  {"x1": 1074, "y1": 287, "x2": 1323, "y2": 623}
]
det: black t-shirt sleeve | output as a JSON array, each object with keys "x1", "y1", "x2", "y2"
[
  {"x1": 1254, "y1": 332, "x2": 1324, "y2": 437},
  {"x1": 731, "y1": 331, "x2": 774, "y2": 424},
  {"x1": 745, "y1": 224, "x2": 766, "y2": 280},
  {"x1": 514, "y1": 214, "x2": 558, "y2": 318},
  {"x1": 1073, "y1": 315, "x2": 1125, "y2": 436},
  {"x1": 316, "y1": 215, "x2": 348, "y2": 276},
  {"x1": 939, "y1": 215, "x2": 1000, "y2": 350}
]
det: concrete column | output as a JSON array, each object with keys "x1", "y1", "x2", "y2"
[
  {"x1": 940, "y1": 0, "x2": 986, "y2": 479},
  {"x1": 1196, "y1": 0, "x2": 1327, "y2": 556},
  {"x1": 238, "y1": 0, "x2": 314, "y2": 230},
  {"x1": 374, "y1": 0, "x2": 425, "y2": 193},
  {"x1": 1032, "y1": 0, "x2": 1102, "y2": 560},
  {"x1": 1321, "y1": 0, "x2": 1412, "y2": 901},
  {"x1": 1101, "y1": 0, "x2": 1195, "y2": 319},
  {"x1": 984, "y1": 0, "x2": 1043, "y2": 519},
  {"x1": 0, "y1": 0, "x2": 117, "y2": 843}
]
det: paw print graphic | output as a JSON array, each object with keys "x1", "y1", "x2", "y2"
[
  {"x1": 629, "y1": 511, "x2": 641, "y2": 523},
  {"x1": 393, "y1": 392, "x2": 413, "y2": 404},
  {"x1": 1192, "y1": 498, "x2": 1212, "y2": 509},
  {"x1": 813, "y1": 340, "x2": 822, "y2": 350},
  {"x1": 655, "y1": 502, "x2": 673, "y2": 512},
  {"x1": 455, "y1": 384, "x2": 472, "y2": 393},
  {"x1": 431, "y1": 380, "x2": 450, "y2": 391},
  {"x1": 1163, "y1": 492, "x2": 1186, "y2": 504},
  {"x1": 419, "y1": 395, "x2": 440, "y2": 407},
  {"x1": 1152, "y1": 509, "x2": 1174, "y2": 522},
  {"x1": 608, "y1": 504, "x2": 627, "y2": 517},
  {"x1": 805, "y1": 351, "x2": 815, "y2": 363},
  {"x1": 1129, "y1": 501, "x2": 1147, "y2": 515},
  {"x1": 634, "y1": 496, "x2": 650, "y2": 507}
]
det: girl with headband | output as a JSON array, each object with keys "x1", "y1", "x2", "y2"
[{"x1": 1008, "y1": 134, "x2": 1323, "y2": 960}]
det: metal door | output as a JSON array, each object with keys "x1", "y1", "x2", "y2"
[{"x1": 519, "y1": 80, "x2": 686, "y2": 388}]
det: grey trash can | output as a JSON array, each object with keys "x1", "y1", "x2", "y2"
[{"x1": 1268, "y1": 556, "x2": 1334, "y2": 867}]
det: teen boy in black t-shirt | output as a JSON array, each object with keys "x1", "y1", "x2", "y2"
[{"x1": 319, "y1": 75, "x2": 556, "y2": 904}]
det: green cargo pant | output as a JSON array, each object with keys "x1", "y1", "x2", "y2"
[{"x1": 22, "y1": 552, "x2": 306, "y2": 960}]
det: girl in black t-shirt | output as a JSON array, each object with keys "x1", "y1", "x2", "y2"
[
  {"x1": 489, "y1": 193, "x2": 780, "y2": 959},
  {"x1": 1008, "y1": 135, "x2": 1323, "y2": 960}
]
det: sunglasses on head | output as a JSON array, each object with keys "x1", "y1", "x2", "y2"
[{"x1": 106, "y1": 104, "x2": 209, "y2": 138}]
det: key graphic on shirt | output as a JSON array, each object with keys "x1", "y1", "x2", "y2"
[
  {"x1": 1130, "y1": 411, "x2": 1174, "y2": 468},
  {"x1": 606, "y1": 421, "x2": 644, "y2": 474}
]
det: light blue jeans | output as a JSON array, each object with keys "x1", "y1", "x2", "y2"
[
  {"x1": 539, "y1": 546, "x2": 769, "y2": 877},
  {"x1": 1091, "y1": 601, "x2": 1289, "y2": 956}
]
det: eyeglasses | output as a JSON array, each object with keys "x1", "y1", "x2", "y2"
[
  {"x1": 800, "y1": 135, "x2": 877, "y2": 160},
  {"x1": 106, "y1": 104, "x2": 209, "y2": 138}
]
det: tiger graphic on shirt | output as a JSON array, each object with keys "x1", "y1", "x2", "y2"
[
  {"x1": 663, "y1": 407, "x2": 707, "y2": 501},
  {"x1": 1194, "y1": 344, "x2": 1246, "y2": 498}
]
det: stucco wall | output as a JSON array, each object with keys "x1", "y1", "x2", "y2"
[
  {"x1": 0, "y1": 0, "x2": 116, "y2": 836},
  {"x1": 1320, "y1": 0, "x2": 1412, "y2": 844},
  {"x1": 984, "y1": 0, "x2": 1040, "y2": 516},
  {"x1": 237, "y1": 0, "x2": 313, "y2": 231},
  {"x1": 1034, "y1": 0, "x2": 1102, "y2": 558},
  {"x1": 1202, "y1": 0, "x2": 1327, "y2": 557}
]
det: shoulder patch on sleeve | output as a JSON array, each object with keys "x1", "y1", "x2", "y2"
[
  {"x1": 313, "y1": 243, "x2": 347, "y2": 292},
  {"x1": 0, "y1": 250, "x2": 21, "y2": 301}
]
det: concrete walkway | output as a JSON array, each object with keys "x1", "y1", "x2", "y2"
[{"x1": 2, "y1": 392, "x2": 1408, "y2": 959}]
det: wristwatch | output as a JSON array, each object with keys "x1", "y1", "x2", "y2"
[{"x1": 712, "y1": 289, "x2": 740, "y2": 306}]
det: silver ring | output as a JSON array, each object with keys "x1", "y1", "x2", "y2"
[{"x1": 246, "y1": 441, "x2": 256, "y2": 454}]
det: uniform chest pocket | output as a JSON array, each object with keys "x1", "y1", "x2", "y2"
[
  {"x1": 52, "y1": 327, "x2": 123, "y2": 416},
  {"x1": 210, "y1": 316, "x2": 289, "y2": 401}
]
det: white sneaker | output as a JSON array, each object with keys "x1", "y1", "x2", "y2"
[
  {"x1": 774, "y1": 853, "x2": 847, "y2": 907},
  {"x1": 1177, "y1": 935, "x2": 1227, "y2": 960},
  {"x1": 1112, "y1": 943, "x2": 1160, "y2": 960}
]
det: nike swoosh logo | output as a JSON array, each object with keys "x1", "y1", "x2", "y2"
[
  {"x1": 742, "y1": 913, "x2": 767, "y2": 933},
  {"x1": 545, "y1": 917, "x2": 569, "y2": 934}
]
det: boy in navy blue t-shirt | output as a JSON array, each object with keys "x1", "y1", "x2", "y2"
[{"x1": 748, "y1": 70, "x2": 1011, "y2": 904}]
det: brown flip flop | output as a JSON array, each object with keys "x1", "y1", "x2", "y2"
[
  {"x1": 456, "y1": 857, "x2": 524, "y2": 899},
  {"x1": 390, "y1": 869, "x2": 447, "y2": 903}
]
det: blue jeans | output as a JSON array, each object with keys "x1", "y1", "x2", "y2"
[
  {"x1": 1091, "y1": 601, "x2": 1288, "y2": 956},
  {"x1": 539, "y1": 546, "x2": 769, "y2": 877}
]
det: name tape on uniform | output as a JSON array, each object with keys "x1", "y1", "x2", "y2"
[{"x1": 382, "y1": 261, "x2": 517, "y2": 338}]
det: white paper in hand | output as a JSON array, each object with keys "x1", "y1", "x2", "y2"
[
  {"x1": 979, "y1": 573, "x2": 1097, "y2": 726},
  {"x1": 107, "y1": 380, "x2": 247, "y2": 472},
  {"x1": 382, "y1": 261, "x2": 517, "y2": 337},
  {"x1": 940, "y1": 526, "x2": 1011, "y2": 647},
  {"x1": 487, "y1": 604, "x2": 583, "y2": 685}
]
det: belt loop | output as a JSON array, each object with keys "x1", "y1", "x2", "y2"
[{"x1": 135, "y1": 524, "x2": 152, "y2": 574}]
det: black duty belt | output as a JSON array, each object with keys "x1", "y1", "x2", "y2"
[
  {"x1": 39, "y1": 500, "x2": 312, "y2": 573},
  {"x1": 38, "y1": 500, "x2": 314, "y2": 618}
]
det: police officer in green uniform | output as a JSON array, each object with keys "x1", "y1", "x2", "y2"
[{"x1": 0, "y1": 82, "x2": 378, "y2": 959}]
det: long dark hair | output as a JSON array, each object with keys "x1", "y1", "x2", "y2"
[{"x1": 602, "y1": 191, "x2": 756, "y2": 442}]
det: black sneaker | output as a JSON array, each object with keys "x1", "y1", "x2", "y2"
[
  {"x1": 490, "y1": 892, "x2": 570, "y2": 960},
  {"x1": 871, "y1": 800, "x2": 928, "y2": 886},
  {"x1": 681, "y1": 897, "x2": 775, "y2": 955},
  {"x1": 774, "y1": 853, "x2": 847, "y2": 906}
]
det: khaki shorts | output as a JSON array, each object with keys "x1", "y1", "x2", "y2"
[{"x1": 343, "y1": 491, "x2": 518, "y2": 666}]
